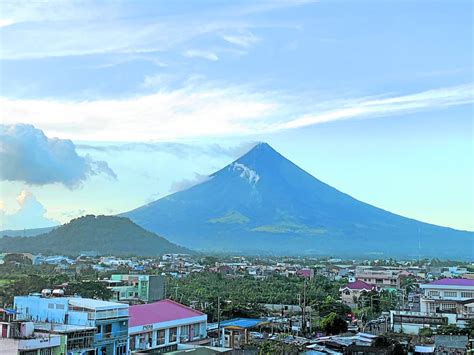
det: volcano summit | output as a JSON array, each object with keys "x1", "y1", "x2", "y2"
[{"x1": 124, "y1": 143, "x2": 473, "y2": 258}]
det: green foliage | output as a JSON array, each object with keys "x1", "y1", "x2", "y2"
[
  {"x1": 315, "y1": 312, "x2": 348, "y2": 335},
  {"x1": 418, "y1": 327, "x2": 433, "y2": 337},
  {"x1": 67, "y1": 280, "x2": 112, "y2": 300},
  {"x1": 166, "y1": 273, "x2": 343, "y2": 322}
]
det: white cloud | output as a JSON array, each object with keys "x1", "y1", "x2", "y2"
[
  {"x1": 0, "y1": 124, "x2": 117, "y2": 188},
  {"x1": 169, "y1": 173, "x2": 212, "y2": 193},
  {"x1": 183, "y1": 49, "x2": 219, "y2": 61},
  {"x1": 221, "y1": 31, "x2": 261, "y2": 47},
  {"x1": 0, "y1": 85, "x2": 276, "y2": 141},
  {"x1": 273, "y1": 84, "x2": 474, "y2": 130},
  {"x1": 0, "y1": 18, "x2": 16, "y2": 28},
  {"x1": 0, "y1": 190, "x2": 58, "y2": 230},
  {"x1": 0, "y1": 84, "x2": 472, "y2": 142}
]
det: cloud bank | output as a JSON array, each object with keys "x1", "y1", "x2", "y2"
[
  {"x1": 0, "y1": 124, "x2": 117, "y2": 188},
  {"x1": 0, "y1": 190, "x2": 57, "y2": 230},
  {"x1": 1, "y1": 84, "x2": 472, "y2": 141}
]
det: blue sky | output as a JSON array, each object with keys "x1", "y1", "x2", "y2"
[{"x1": 0, "y1": 0, "x2": 472, "y2": 231}]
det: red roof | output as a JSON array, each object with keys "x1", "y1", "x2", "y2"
[
  {"x1": 342, "y1": 280, "x2": 374, "y2": 290},
  {"x1": 129, "y1": 299, "x2": 205, "y2": 327}
]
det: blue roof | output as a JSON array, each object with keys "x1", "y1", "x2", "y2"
[{"x1": 218, "y1": 318, "x2": 267, "y2": 329}]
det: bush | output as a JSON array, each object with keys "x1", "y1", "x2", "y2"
[{"x1": 419, "y1": 327, "x2": 433, "y2": 337}]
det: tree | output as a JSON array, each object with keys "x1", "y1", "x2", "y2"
[
  {"x1": 318, "y1": 312, "x2": 348, "y2": 335},
  {"x1": 67, "y1": 280, "x2": 112, "y2": 300}
]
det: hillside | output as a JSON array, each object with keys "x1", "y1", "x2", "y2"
[
  {"x1": 0, "y1": 215, "x2": 191, "y2": 256},
  {"x1": 123, "y1": 143, "x2": 473, "y2": 258},
  {"x1": 1, "y1": 226, "x2": 56, "y2": 237}
]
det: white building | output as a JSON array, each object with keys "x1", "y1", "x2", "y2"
[{"x1": 391, "y1": 278, "x2": 474, "y2": 334}]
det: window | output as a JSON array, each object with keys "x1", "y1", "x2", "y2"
[
  {"x1": 156, "y1": 329, "x2": 165, "y2": 345},
  {"x1": 444, "y1": 291, "x2": 457, "y2": 297},
  {"x1": 428, "y1": 290, "x2": 440, "y2": 297},
  {"x1": 55, "y1": 304, "x2": 64, "y2": 309},
  {"x1": 48, "y1": 303, "x2": 54, "y2": 309},
  {"x1": 193, "y1": 323, "x2": 200, "y2": 338},
  {"x1": 181, "y1": 325, "x2": 189, "y2": 341},
  {"x1": 169, "y1": 327, "x2": 177, "y2": 342},
  {"x1": 461, "y1": 291, "x2": 474, "y2": 298},
  {"x1": 39, "y1": 350, "x2": 52, "y2": 355},
  {"x1": 97, "y1": 325, "x2": 102, "y2": 334}
]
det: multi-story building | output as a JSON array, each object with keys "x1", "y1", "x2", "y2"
[
  {"x1": 0, "y1": 308, "x2": 66, "y2": 355},
  {"x1": 14, "y1": 294, "x2": 129, "y2": 355},
  {"x1": 106, "y1": 274, "x2": 165, "y2": 304},
  {"x1": 420, "y1": 278, "x2": 474, "y2": 315},
  {"x1": 355, "y1": 267, "x2": 401, "y2": 289},
  {"x1": 390, "y1": 278, "x2": 474, "y2": 334},
  {"x1": 128, "y1": 299, "x2": 208, "y2": 353}
]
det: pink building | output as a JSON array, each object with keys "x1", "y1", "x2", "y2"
[{"x1": 128, "y1": 299, "x2": 208, "y2": 353}]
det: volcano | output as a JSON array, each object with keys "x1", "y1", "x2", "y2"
[{"x1": 123, "y1": 143, "x2": 473, "y2": 258}]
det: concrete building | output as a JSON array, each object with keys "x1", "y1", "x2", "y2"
[
  {"x1": 0, "y1": 308, "x2": 66, "y2": 355},
  {"x1": 128, "y1": 299, "x2": 208, "y2": 353},
  {"x1": 390, "y1": 278, "x2": 474, "y2": 334},
  {"x1": 355, "y1": 267, "x2": 401, "y2": 289},
  {"x1": 14, "y1": 294, "x2": 129, "y2": 355},
  {"x1": 107, "y1": 274, "x2": 165, "y2": 304}
]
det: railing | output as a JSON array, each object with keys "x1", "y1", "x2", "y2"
[{"x1": 94, "y1": 330, "x2": 128, "y2": 342}]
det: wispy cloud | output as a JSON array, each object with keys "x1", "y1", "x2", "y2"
[
  {"x1": 275, "y1": 84, "x2": 474, "y2": 130},
  {"x1": 221, "y1": 30, "x2": 261, "y2": 47},
  {"x1": 1, "y1": 84, "x2": 472, "y2": 141},
  {"x1": 0, "y1": 1, "x2": 306, "y2": 60},
  {"x1": 183, "y1": 49, "x2": 219, "y2": 61}
]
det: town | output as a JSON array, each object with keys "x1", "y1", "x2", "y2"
[{"x1": 0, "y1": 252, "x2": 472, "y2": 354}]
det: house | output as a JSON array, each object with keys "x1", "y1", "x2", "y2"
[
  {"x1": 14, "y1": 294, "x2": 129, "y2": 355},
  {"x1": 0, "y1": 308, "x2": 66, "y2": 355},
  {"x1": 340, "y1": 280, "x2": 376, "y2": 308},
  {"x1": 128, "y1": 299, "x2": 208, "y2": 353}
]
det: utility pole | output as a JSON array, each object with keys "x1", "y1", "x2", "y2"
[
  {"x1": 217, "y1": 296, "x2": 221, "y2": 347},
  {"x1": 302, "y1": 279, "x2": 307, "y2": 336}
]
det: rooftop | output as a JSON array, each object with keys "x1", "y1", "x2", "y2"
[
  {"x1": 68, "y1": 298, "x2": 128, "y2": 310},
  {"x1": 208, "y1": 318, "x2": 268, "y2": 330},
  {"x1": 425, "y1": 278, "x2": 474, "y2": 287},
  {"x1": 129, "y1": 299, "x2": 204, "y2": 327},
  {"x1": 341, "y1": 280, "x2": 374, "y2": 290}
]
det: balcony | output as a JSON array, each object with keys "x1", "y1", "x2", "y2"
[{"x1": 95, "y1": 330, "x2": 128, "y2": 343}]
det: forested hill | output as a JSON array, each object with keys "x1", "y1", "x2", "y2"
[{"x1": 0, "y1": 215, "x2": 191, "y2": 256}]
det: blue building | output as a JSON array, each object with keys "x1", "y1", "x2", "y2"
[{"x1": 14, "y1": 294, "x2": 129, "y2": 355}]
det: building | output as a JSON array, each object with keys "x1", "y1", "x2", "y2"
[
  {"x1": 420, "y1": 278, "x2": 474, "y2": 316},
  {"x1": 339, "y1": 280, "x2": 376, "y2": 308},
  {"x1": 128, "y1": 299, "x2": 208, "y2": 353},
  {"x1": 390, "y1": 278, "x2": 474, "y2": 334},
  {"x1": 14, "y1": 294, "x2": 129, "y2": 355},
  {"x1": 0, "y1": 308, "x2": 66, "y2": 355},
  {"x1": 355, "y1": 267, "x2": 401, "y2": 289},
  {"x1": 107, "y1": 275, "x2": 165, "y2": 304}
]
